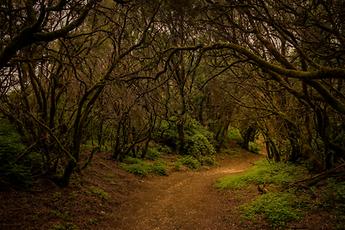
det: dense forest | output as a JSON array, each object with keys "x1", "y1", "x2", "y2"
[{"x1": 1, "y1": 0, "x2": 345, "y2": 229}]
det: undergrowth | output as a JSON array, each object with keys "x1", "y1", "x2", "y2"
[
  {"x1": 216, "y1": 160, "x2": 306, "y2": 189},
  {"x1": 216, "y1": 159, "x2": 308, "y2": 227},
  {"x1": 121, "y1": 157, "x2": 168, "y2": 176},
  {"x1": 0, "y1": 117, "x2": 34, "y2": 188},
  {"x1": 241, "y1": 192, "x2": 303, "y2": 228}
]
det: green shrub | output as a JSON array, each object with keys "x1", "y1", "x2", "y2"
[
  {"x1": 121, "y1": 157, "x2": 167, "y2": 176},
  {"x1": 155, "y1": 116, "x2": 216, "y2": 157},
  {"x1": 122, "y1": 156, "x2": 143, "y2": 164},
  {"x1": 121, "y1": 162, "x2": 151, "y2": 176},
  {"x1": 184, "y1": 133, "x2": 216, "y2": 158},
  {"x1": 154, "y1": 117, "x2": 179, "y2": 148},
  {"x1": 184, "y1": 117, "x2": 215, "y2": 142},
  {"x1": 174, "y1": 161, "x2": 183, "y2": 171},
  {"x1": 216, "y1": 160, "x2": 307, "y2": 189},
  {"x1": 199, "y1": 155, "x2": 216, "y2": 166},
  {"x1": 158, "y1": 145, "x2": 172, "y2": 154},
  {"x1": 228, "y1": 128, "x2": 243, "y2": 143},
  {"x1": 248, "y1": 141, "x2": 260, "y2": 154},
  {"x1": 151, "y1": 161, "x2": 168, "y2": 176},
  {"x1": 146, "y1": 147, "x2": 161, "y2": 160},
  {"x1": 241, "y1": 192, "x2": 302, "y2": 227},
  {"x1": 176, "y1": 156, "x2": 201, "y2": 169}
]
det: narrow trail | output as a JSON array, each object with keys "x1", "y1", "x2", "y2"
[{"x1": 109, "y1": 152, "x2": 262, "y2": 230}]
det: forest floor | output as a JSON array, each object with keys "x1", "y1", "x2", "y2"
[{"x1": 0, "y1": 148, "x2": 339, "y2": 229}]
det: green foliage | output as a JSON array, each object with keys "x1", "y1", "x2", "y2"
[
  {"x1": 155, "y1": 117, "x2": 178, "y2": 147},
  {"x1": 248, "y1": 141, "x2": 260, "y2": 154},
  {"x1": 176, "y1": 156, "x2": 201, "y2": 169},
  {"x1": 155, "y1": 116, "x2": 216, "y2": 157},
  {"x1": 146, "y1": 147, "x2": 161, "y2": 160},
  {"x1": 151, "y1": 161, "x2": 168, "y2": 176},
  {"x1": 228, "y1": 128, "x2": 244, "y2": 143},
  {"x1": 158, "y1": 145, "x2": 172, "y2": 154},
  {"x1": 184, "y1": 133, "x2": 216, "y2": 157},
  {"x1": 216, "y1": 159, "x2": 310, "y2": 227},
  {"x1": 121, "y1": 157, "x2": 167, "y2": 176},
  {"x1": 88, "y1": 186, "x2": 110, "y2": 200},
  {"x1": 241, "y1": 192, "x2": 302, "y2": 227},
  {"x1": 0, "y1": 117, "x2": 33, "y2": 188},
  {"x1": 121, "y1": 161, "x2": 151, "y2": 176},
  {"x1": 122, "y1": 156, "x2": 143, "y2": 164},
  {"x1": 199, "y1": 155, "x2": 216, "y2": 166},
  {"x1": 216, "y1": 160, "x2": 306, "y2": 189},
  {"x1": 184, "y1": 117, "x2": 215, "y2": 142}
]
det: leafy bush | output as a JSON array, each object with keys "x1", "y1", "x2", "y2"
[
  {"x1": 154, "y1": 117, "x2": 179, "y2": 148},
  {"x1": 155, "y1": 116, "x2": 216, "y2": 157},
  {"x1": 122, "y1": 156, "x2": 143, "y2": 164},
  {"x1": 248, "y1": 141, "x2": 260, "y2": 154},
  {"x1": 184, "y1": 133, "x2": 216, "y2": 157},
  {"x1": 176, "y1": 156, "x2": 201, "y2": 169},
  {"x1": 184, "y1": 117, "x2": 215, "y2": 142},
  {"x1": 216, "y1": 160, "x2": 307, "y2": 189},
  {"x1": 241, "y1": 192, "x2": 302, "y2": 227},
  {"x1": 121, "y1": 162, "x2": 151, "y2": 176},
  {"x1": 121, "y1": 157, "x2": 167, "y2": 176},
  {"x1": 151, "y1": 161, "x2": 168, "y2": 176},
  {"x1": 158, "y1": 145, "x2": 172, "y2": 154},
  {"x1": 146, "y1": 147, "x2": 161, "y2": 160},
  {"x1": 199, "y1": 155, "x2": 216, "y2": 166},
  {"x1": 228, "y1": 128, "x2": 244, "y2": 143}
]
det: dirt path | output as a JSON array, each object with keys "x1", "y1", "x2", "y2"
[{"x1": 109, "y1": 152, "x2": 262, "y2": 230}]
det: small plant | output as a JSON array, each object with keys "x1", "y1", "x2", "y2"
[
  {"x1": 241, "y1": 192, "x2": 302, "y2": 227},
  {"x1": 158, "y1": 145, "x2": 172, "y2": 154},
  {"x1": 199, "y1": 155, "x2": 216, "y2": 166},
  {"x1": 228, "y1": 128, "x2": 244, "y2": 143},
  {"x1": 176, "y1": 156, "x2": 201, "y2": 169},
  {"x1": 122, "y1": 156, "x2": 143, "y2": 164},
  {"x1": 88, "y1": 186, "x2": 110, "y2": 200},
  {"x1": 151, "y1": 161, "x2": 168, "y2": 176},
  {"x1": 174, "y1": 161, "x2": 183, "y2": 171},
  {"x1": 248, "y1": 141, "x2": 260, "y2": 153},
  {"x1": 146, "y1": 147, "x2": 161, "y2": 160},
  {"x1": 184, "y1": 133, "x2": 216, "y2": 158},
  {"x1": 121, "y1": 162, "x2": 151, "y2": 176}
]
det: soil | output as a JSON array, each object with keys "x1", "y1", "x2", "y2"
[{"x1": 0, "y1": 149, "x2": 340, "y2": 230}]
